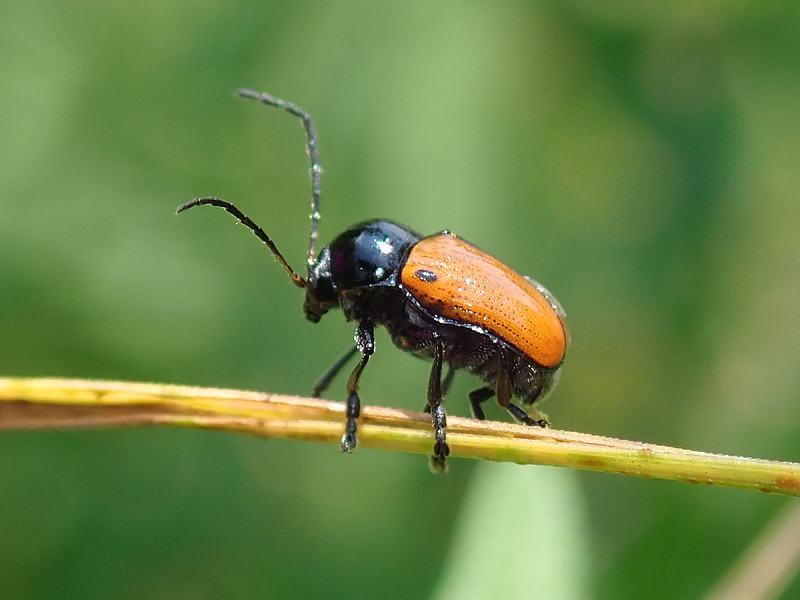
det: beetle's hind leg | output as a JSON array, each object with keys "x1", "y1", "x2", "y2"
[
  {"x1": 468, "y1": 386, "x2": 494, "y2": 420},
  {"x1": 427, "y1": 340, "x2": 450, "y2": 473},
  {"x1": 495, "y1": 351, "x2": 549, "y2": 428}
]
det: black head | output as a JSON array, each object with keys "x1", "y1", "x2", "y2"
[{"x1": 304, "y1": 220, "x2": 421, "y2": 322}]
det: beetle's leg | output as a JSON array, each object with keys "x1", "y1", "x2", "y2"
[
  {"x1": 495, "y1": 351, "x2": 549, "y2": 428},
  {"x1": 468, "y1": 387, "x2": 495, "y2": 420},
  {"x1": 442, "y1": 365, "x2": 455, "y2": 396},
  {"x1": 423, "y1": 364, "x2": 455, "y2": 413},
  {"x1": 312, "y1": 345, "x2": 358, "y2": 398},
  {"x1": 342, "y1": 323, "x2": 374, "y2": 453},
  {"x1": 427, "y1": 340, "x2": 450, "y2": 473}
]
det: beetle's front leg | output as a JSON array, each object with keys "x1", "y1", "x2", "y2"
[{"x1": 341, "y1": 322, "x2": 375, "y2": 453}]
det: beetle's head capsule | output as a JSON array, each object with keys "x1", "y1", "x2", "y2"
[
  {"x1": 301, "y1": 220, "x2": 422, "y2": 323},
  {"x1": 303, "y1": 247, "x2": 337, "y2": 323}
]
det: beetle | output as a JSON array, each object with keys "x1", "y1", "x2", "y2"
[{"x1": 178, "y1": 89, "x2": 569, "y2": 472}]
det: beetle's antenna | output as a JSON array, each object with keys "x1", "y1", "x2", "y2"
[
  {"x1": 236, "y1": 88, "x2": 321, "y2": 273},
  {"x1": 177, "y1": 198, "x2": 306, "y2": 288}
]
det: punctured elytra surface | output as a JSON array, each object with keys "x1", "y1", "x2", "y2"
[{"x1": 401, "y1": 233, "x2": 567, "y2": 368}]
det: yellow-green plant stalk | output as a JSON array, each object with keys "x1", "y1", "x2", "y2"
[{"x1": 1, "y1": 377, "x2": 798, "y2": 497}]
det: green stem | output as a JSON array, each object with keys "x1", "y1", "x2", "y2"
[{"x1": 1, "y1": 377, "x2": 798, "y2": 496}]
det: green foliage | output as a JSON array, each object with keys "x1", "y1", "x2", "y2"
[{"x1": 434, "y1": 464, "x2": 590, "y2": 600}]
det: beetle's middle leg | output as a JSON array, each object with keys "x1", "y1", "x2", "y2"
[
  {"x1": 427, "y1": 339, "x2": 450, "y2": 473},
  {"x1": 423, "y1": 364, "x2": 455, "y2": 413}
]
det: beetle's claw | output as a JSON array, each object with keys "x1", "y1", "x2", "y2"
[
  {"x1": 341, "y1": 431, "x2": 357, "y2": 453},
  {"x1": 429, "y1": 454, "x2": 448, "y2": 474},
  {"x1": 429, "y1": 441, "x2": 450, "y2": 473}
]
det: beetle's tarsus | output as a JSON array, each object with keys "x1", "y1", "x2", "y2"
[
  {"x1": 341, "y1": 430, "x2": 357, "y2": 453},
  {"x1": 427, "y1": 342, "x2": 449, "y2": 472},
  {"x1": 430, "y1": 443, "x2": 450, "y2": 473}
]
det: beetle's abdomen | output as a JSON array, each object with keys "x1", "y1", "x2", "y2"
[{"x1": 401, "y1": 233, "x2": 567, "y2": 368}]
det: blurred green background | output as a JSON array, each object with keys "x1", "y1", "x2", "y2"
[{"x1": 2, "y1": 1, "x2": 799, "y2": 598}]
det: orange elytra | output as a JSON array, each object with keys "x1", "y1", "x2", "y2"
[{"x1": 400, "y1": 232, "x2": 568, "y2": 369}]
